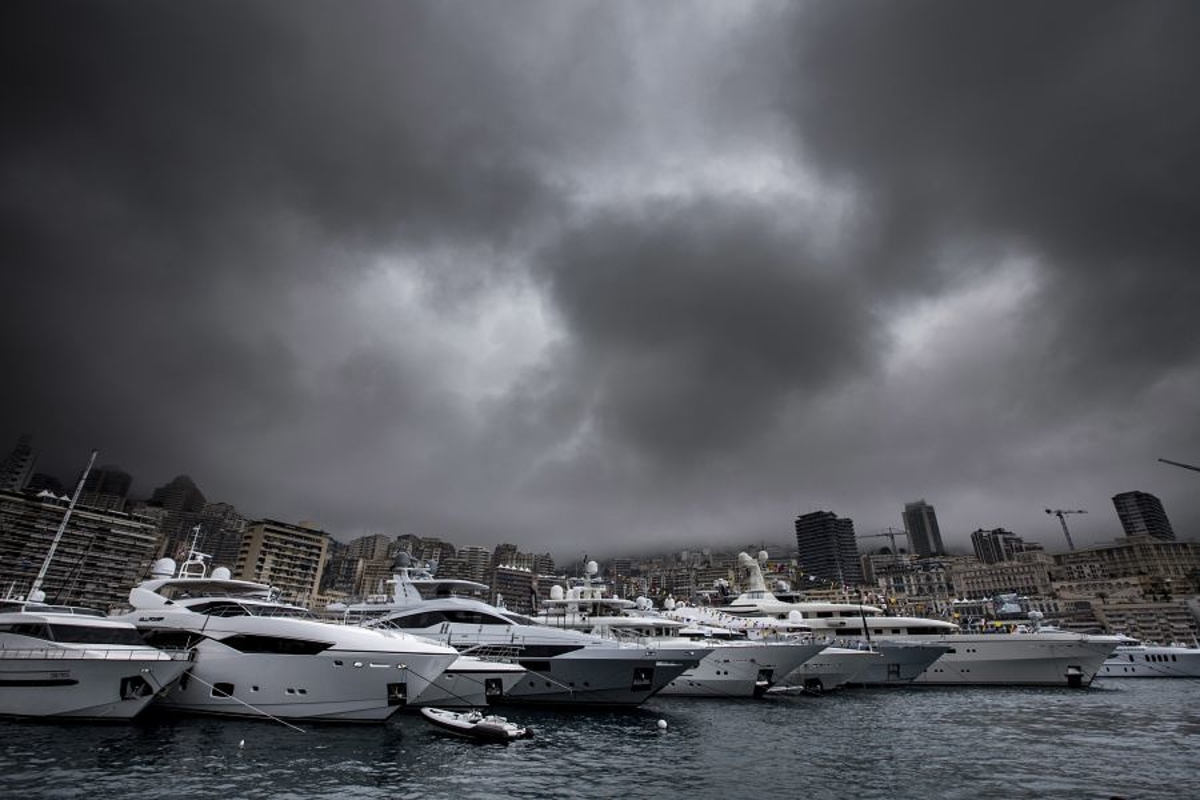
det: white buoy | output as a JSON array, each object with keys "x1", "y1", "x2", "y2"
[{"x1": 657, "y1": 719, "x2": 667, "y2": 731}]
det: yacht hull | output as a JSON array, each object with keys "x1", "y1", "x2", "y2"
[
  {"x1": 775, "y1": 647, "x2": 880, "y2": 692},
  {"x1": 505, "y1": 648, "x2": 700, "y2": 706},
  {"x1": 904, "y1": 634, "x2": 1119, "y2": 686},
  {"x1": 658, "y1": 641, "x2": 827, "y2": 698},
  {"x1": 152, "y1": 645, "x2": 458, "y2": 722},
  {"x1": 410, "y1": 657, "x2": 526, "y2": 708},
  {"x1": 1099, "y1": 644, "x2": 1200, "y2": 678},
  {"x1": 0, "y1": 650, "x2": 191, "y2": 720},
  {"x1": 849, "y1": 642, "x2": 951, "y2": 685}
]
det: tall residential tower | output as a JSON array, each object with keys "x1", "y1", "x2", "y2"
[
  {"x1": 1112, "y1": 491, "x2": 1175, "y2": 542},
  {"x1": 795, "y1": 510, "x2": 863, "y2": 586},
  {"x1": 903, "y1": 499, "x2": 945, "y2": 558}
]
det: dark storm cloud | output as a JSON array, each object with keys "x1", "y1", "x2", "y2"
[
  {"x1": 784, "y1": 1, "x2": 1200, "y2": 383},
  {"x1": 763, "y1": 0, "x2": 1200, "y2": 540},
  {"x1": 536, "y1": 200, "x2": 877, "y2": 465},
  {"x1": 0, "y1": 0, "x2": 607, "y2": 495},
  {"x1": 3, "y1": 1, "x2": 1198, "y2": 558}
]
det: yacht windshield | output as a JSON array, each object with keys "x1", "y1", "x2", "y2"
[{"x1": 189, "y1": 600, "x2": 314, "y2": 619}]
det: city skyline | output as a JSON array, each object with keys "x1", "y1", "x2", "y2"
[{"x1": 3, "y1": 2, "x2": 1199, "y2": 560}]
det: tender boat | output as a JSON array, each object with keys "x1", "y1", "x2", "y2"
[{"x1": 420, "y1": 706, "x2": 532, "y2": 741}]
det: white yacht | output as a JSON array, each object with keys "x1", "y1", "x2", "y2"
[
  {"x1": 0, "y1": 449, "x2": 193, "y2": 720},
  {"x1": 351, "y1": 563, "x2": 711, "y2": 707},
  {"x1": 114, "y1": 553, "x2": 460, "y2": 722},
  {"x1": 0, "y1": 599, "x2": 192, "y2": 720},
  {"x1": 534, "y1": 564, "x2": 827, "y2": 698},
  {"x1": 1098, "y1": 636, "x2": 1200, "y2": 678},
  {"x1": 722, "y1": 552, "x2": 1120, "y2": 687}
]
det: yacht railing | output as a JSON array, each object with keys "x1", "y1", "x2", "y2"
[{"x1": 0, "y1": 647, "x2": 195, "y2": 661}]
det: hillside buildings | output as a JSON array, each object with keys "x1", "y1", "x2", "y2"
[
  {"x1": 234, "y1": 519, "x2": 330, "y2": 607},
  {"x1": 970, "y1": 528, "x2": 1042, "y2": 564},
  {"x1": 0, "y1": 489, "x2": 163, "y2": 610},
  {"x1": 0, "y1": 435, "x2": 37, "y2": 493}
]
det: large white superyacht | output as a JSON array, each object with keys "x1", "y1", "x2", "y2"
[
  {"x1": 114, "y1": 552, "x2": 460, "y2": 722},
  {"x1": 533, "y1": 563, "x2": 827, "y2": 698},
  {"x1": 722, "y1": 552, "x2": 1120, "y2": 687},
  {"x1": 0, "y1": 449, "x2": 192, "y2": 720},
  {"x1": 1097, "y1": 635, "x2": 1200, "y2": 678},
  {"x1": 350, "y1": 562, "x2": 711, "y2": 706},
  {"x1": 0, "y1": 599, "x2": 192, "y2": 720}
]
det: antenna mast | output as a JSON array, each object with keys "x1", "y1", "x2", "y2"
[{"x1": 30, "y1": 449, "x2": 98, "y2": 599}]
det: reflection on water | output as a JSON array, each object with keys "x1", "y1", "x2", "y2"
[{"x1": 2, "y1": 681, "x2": 1198, "y2": 799}]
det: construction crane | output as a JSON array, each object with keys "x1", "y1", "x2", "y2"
[
  {"x1": 1159, "y1": 457, "x2": 1200, "y2": 474},
  {"x1": 860, "y1": 528, "x2": 906, "y2": 558},
  {"x1": 1045, "y1": 508, "x2": 1086, "y2": 551}
]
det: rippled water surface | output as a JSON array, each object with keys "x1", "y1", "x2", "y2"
[{"x1": 3, "y1": 680, "x2": 1198, "y2": 799}]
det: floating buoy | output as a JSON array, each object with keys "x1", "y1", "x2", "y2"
[{"x1": 657, "y1": 719, "x2": 667, "y2": 731}]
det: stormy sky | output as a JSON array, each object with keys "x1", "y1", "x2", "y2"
[{"x1": 4, "y1": 1, "x2": 1199, "y2": 561}]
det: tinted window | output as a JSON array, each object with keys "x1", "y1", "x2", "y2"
[
  {"x1": 189, "y1": 601, "x2": 251, "y2": 617},
  {"x1": 45, "y1": 624, "x2": 148, "y2": 646},
  {"x1": 444, "y1": 610, "x2": 509, "y2": 626},
  {"x1": 382, "y1": 611, "x2": 447, "y2": 629},
  {"x1": 221, "y1": 634, "x2": 332, "y2": 655}
]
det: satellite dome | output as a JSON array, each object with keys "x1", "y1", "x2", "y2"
[
  {"x1": 393, "y1": 552, "x2": 412, "y2": 569},
  {"x1": 663, "y1": 597, "x2": 676, "y2": 611},
  {"x1": 788, "y1": 610, "x2": 804, "y2": 623},
  {"x1": 211, "y1": 566, "x2": 232, "y2": 580},
  {"x1": 150, "y1": 558, "x2": 176, "y2": 579},
  {"x1": 586, "y1": 560, "x2": 599, "y2": 576},
  {"x1": 550, "y1": 585, "x2": 565, "y2": 601},
  {"x1": 757, "y1": 550, "x2": 769, "y2": 563}
]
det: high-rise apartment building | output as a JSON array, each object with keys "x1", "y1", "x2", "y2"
[
  {"x1": 0, "y1": 489, "x2": 163, "y2": 610},
  {"x1": 903, "y1": 499, "x2": 945, "y2": 558},
  {"x1": 1112, "y1": 491, "x2": 1175, "y2": 542},
  {"x1": 970, "y1": 528, "x2": 1040, "y2": 564},
  {"x1": 794, "y1": 510, "x2": 863, "y2": 586},
  {"x1": 79, "y1": 464, "x2": 133, "y2": 513},
  {"x1": 234, "y1": 519, "x2": 330, "y2": 606},
  {"x1": 0, "y1": 434, "x2": 37, "y2": 493}
]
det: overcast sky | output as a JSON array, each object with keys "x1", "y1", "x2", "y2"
[{"x1": 4, "y1": 1, "x2": 1198, "y2": 562}]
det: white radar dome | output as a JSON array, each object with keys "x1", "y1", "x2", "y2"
[
  {"x1": 586, "y1": 560, "x2": 599, "y2": 576},
  {"x1": 788, "y1": 610, "x2": 804, "y2": 623},
  {"x1": 150, "y1": 558, "x2": 176, "y2": 579},
  {"x1": 211, "y1": 566, "x2": 232, "y2": 580},
  {"x1": 550, "y1": 585, "x2": 565, "y2": 601}
]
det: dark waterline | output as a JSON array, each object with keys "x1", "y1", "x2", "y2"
[{"x1": 2, "y1": 680, "x2": 1198, "y2": 799}]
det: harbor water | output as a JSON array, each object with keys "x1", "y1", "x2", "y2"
[{"x1": 3, "y1": 680, "x2": 1197, "y2": 799}]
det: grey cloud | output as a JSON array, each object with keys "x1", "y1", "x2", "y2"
[
  {"x1": 536, "y1": 200, "x2": 879, "y2": 466},
  {"x1": 3, "y1": 1, "x2": 1198, "y2": 559}
]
